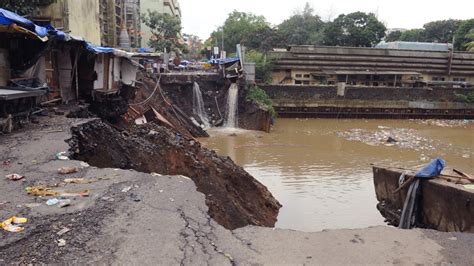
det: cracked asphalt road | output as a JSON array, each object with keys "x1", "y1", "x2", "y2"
[{"x1": 0, "y1": 116, "x2": 473, "y2": 265}]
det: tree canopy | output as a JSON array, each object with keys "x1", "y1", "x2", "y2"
[
  {"x1": 209, "y1": 10, "x2": 275, "y2": 53},
  {"x1": 142, "y1": 10, "x2": 187, "y2": 54},
  {"x1": 454, "y1": 19, "x2": 474, "y2": 51},
  {"x1": 399, "y1": 29, "x2": 425, "y2": 42},
  {"x1": 322, "y1": 12, "x2": 386, "y2": 47},
  {"x1": 383, "y1": 19, "x2": 474, "y2": 51},
  {"x1": 277, "y1": 3, "x2": 324, "y2": 45},
  {"x1": 422, "y1": 19, "x2": 460, "y2": 43},
  {"x1": 385, "y1": 30, "x2": 402, "y2": 42},
  {"x1": 207, "y1": 3, "x2": 473, "y2": 52}
]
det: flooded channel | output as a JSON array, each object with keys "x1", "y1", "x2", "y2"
[{"x1": 200, "y1": 119, "x2": 474, "y2": 232}]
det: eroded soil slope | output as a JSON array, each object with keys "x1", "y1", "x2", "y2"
[{"x1": 68, "y1": 120, "x2": 281, "y2": 229}]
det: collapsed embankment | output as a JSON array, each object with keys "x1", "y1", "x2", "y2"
[
  {"x1": 161, "y1": 74, "x2": 272, "y2": 132},
  {"x1": 68, "y1": 119, "x2": 281, "y2": 229}
]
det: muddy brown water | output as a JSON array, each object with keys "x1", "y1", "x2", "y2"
[{"x1": 200, "y1": 119, "x2": 474, "y2": 232}]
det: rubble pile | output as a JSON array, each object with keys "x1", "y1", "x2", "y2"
[
  {"x1": 68, "y1": 119, "x2": 281, "y2": 229},
  {"x1": 337, "y1": 128, "x2": 436, "y2": 151}
]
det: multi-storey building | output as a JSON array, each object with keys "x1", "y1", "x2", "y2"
[
  {"x1": 100, "y1": 0, "x2": 140, "y2": 48},
  {"x1": 32, "y1": 0, "x2": 101, "y2": 45},
  {"x1": 140, "y1": 0, "x2": 181, "y2": 48}
]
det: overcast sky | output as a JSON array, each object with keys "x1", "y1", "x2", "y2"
[{"x1": 180, "y1": 0, "x2": 474, "y2": 40}]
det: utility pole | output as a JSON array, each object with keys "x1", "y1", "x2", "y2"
[{"x1": 221, "y1": 26, "x2": 225, "y2": 59}]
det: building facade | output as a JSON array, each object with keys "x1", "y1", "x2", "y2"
[
  {"x1": 32, "y1": 0, "x2": 101, "y2": 45},
  {"x1": 271, "y1": 45, "x2": 474, "y2": 87},
  {"x1": 140, "y1": 0, "x2": 181, "y2": 48},
  {"x1": 100, "y1": 0, "x2": 141, "y2": 48}
]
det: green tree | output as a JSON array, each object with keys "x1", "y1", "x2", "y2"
[
  {"x1": 277, "y1": 2, "x2": 324, "y2": 45},
  {"x1": 464, "y1": 29, "x2": 474, "y2": 51},
  {"x1": 385, "y1": 30, "x2": 402, "y2": 42},
  {"x1": 422, "y1": 19, "x2": 461, "y2": 43},
  {"x1": 399, "y1": 29, "x2": 425, "y2": 42},
  {"x1": 245, "y1": 50, "x2": 276, "y2": 84},
  {"x1": 210, "y1": 11, "x2": 275, "y2": 53},
  {"x1": 142, "y1": 10, "x2": 187, "y2": 54},
  {"x1": 454, "y1": 19, "x2": 474, "y2": 51},
  {"x1": 183, "y1": 34, "x2": 203, "y2": 60},
  {"x1": 1, "y1": 0, "x2": 56, "y2": 16},
  {"x1": 322, "y1": 12, "x2": 386, "y2": 47}
]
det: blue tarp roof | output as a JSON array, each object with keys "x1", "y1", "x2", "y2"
[
  {"x1": 208, "y1": 57, "x2": 240, "y2": 65},
  {"x1": 0, "y1": 8, "x2": 115, "y2": 54},
  {"x1": 0, "y1": 8, "x2": 48, "y2": 38}
]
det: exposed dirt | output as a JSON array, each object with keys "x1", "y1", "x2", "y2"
[{"x1": 68, "y1": 119, "x2": 281, "y2": 229}]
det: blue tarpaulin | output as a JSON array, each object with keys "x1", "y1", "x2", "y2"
[
  {"x1": 208, "y1": 57, "x2": 240, "y2": 65},
  {"x1": 85, "y1": 44, "x2": 114, "y2": 54},
  {"x1": 0, "y1": 8, "x2": 116, "y2": 55},
  {"x1": 0, "y1": 8, "x2": 48, "y2": 38},
  {"x1": 415, "y1": 158, "x2": 445, "y2": 179}
]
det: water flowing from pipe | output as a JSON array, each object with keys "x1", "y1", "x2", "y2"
[
  {"x1": 192, "y1": 82, "x2": 210, "y2": 128},
  {"x1": 225, "y1": 83, "x2": 239, "y2": 128}
]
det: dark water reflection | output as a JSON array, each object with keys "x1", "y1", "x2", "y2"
[{"x1": 200, "y1": 119, "x2": 474, "y2": 232}]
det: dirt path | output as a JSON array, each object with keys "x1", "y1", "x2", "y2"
[{"x1": 0, "y1": 116, "x2": 472, "y2": 264}]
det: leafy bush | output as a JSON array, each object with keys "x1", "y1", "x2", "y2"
[
  {"x1": 246, "y1": 85, "x2": 277, "y2": 117},
  {"x1": 245, "y1": 50, "x2": 276, "y2": 84},
  {"x1": 455, "y1": 92, "x2": 474, "y2": 103}
]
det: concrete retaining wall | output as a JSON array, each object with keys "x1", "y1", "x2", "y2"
[
  {"x1": 261, "y1": 85, "x2": 474, "y2": 103},
  {"x1": 373, "y1": 167, "x2": 474, "y2": 233}
]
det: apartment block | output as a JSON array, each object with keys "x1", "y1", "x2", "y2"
[{"x1": 140, "y1": 0, "x2": 181, "y2": 48}]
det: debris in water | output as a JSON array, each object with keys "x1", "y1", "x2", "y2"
[
  {"x1": 337, "y1": 128, "x2": 436, "y2": 151},
  {"x1": 416, "y1": 119, "x2": 473, "y2": 128},
  {"x1": 386, "y1": 137, "x2": 397, "y2": 143}
]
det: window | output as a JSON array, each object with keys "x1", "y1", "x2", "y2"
[
  {"x1": 295, "y1": 80, "x2": 302, "y2": 85},
  {"x1": 295, "y1": 74, "x2": 302, "y2": 78},
  {"x1": 302, "y1": 81, "x2": 310, "y2": 85},
  {"x1": 303, "y1": 74, "x2": 310, "y2": 78}
]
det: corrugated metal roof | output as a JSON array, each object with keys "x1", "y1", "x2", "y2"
[{"x1": 376, "y1": 41, "x2": 453, "y2": 52}]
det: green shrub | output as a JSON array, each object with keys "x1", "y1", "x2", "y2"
[
  {"x1": 245, "y1": 50, "x2": 276, "y2": 84},
  {"x1": 246, "y1": 85, "x2": 277, "y2": 117},
  {"x1": 455, "y1": 92, "x2": 474, "y2": 103}
]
